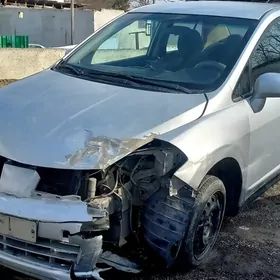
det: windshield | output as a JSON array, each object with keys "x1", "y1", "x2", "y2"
[{"x1": 56, "y1": 13, "x2": 257, "y2": 92}]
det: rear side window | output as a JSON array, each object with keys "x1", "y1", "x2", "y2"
[
  {"x1": 227, "y1": 25, "x2": 248, "y2": 37},
  {"x1": 203, "y1": 23, "x2": 250, "y2": 49}
]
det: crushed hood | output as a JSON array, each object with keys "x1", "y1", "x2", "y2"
[{"x1": 0, "y1": 70, "x2": 207, "y2": 169}]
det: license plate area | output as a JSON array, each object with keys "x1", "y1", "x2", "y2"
[{"x1": 0, "y1": 214, "x2": 37, "y2": 243}]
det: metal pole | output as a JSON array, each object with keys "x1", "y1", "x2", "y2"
[
  {"x1": 153, "y1": 0, "x2": 155, "y2": 3},
  {"x1": 71, "y1": 0, "x2": 74, "y2": 45}
]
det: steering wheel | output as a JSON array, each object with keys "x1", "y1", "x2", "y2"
[{"x1": 194, "y1": 61, "x2": 226, "y2": 73}]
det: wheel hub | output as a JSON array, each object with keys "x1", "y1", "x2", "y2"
[{"x1": 193, "y1": 192, "x2": 224, "y2": 259}]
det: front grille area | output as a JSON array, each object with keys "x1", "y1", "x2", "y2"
[
  {"x1": 0, "y1": 156, "x2": 87, "y2": 197},
  {"x1": 0, "y1": 235, "x2": 80, "y2": 271}
]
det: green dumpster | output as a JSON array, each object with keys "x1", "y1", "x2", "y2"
[{"x1": 0, "y1": 36, "x2": 29, "y2": 48}]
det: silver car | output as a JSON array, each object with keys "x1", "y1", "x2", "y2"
[{"x1": 0, "y1": 1, "x2": 280, "y2": 279}]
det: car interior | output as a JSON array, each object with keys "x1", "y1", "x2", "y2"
[
  {"x1": 76, "y1": 18, "x2": 250, "y2": 89},
  {"x1": 155, "y1": 23, "x2": 244, "y2": 72}
]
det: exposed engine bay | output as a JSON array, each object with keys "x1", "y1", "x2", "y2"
[{"x1": 0, "y1": 140, "x2": 195, "y2": 279}]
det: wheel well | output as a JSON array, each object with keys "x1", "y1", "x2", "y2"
[{"x1": 207, "y1": 158, "x2": 242, "y2": 216}]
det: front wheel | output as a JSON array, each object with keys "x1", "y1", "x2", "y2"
[{"x1": 177, "y1": 175, "x2": 226, "y2": 268}]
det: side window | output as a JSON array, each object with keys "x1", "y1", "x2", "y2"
[
  {"x1": 233, "y1": 18, "x2": 280, "y2": 99},
  {"x1": 227, "y1": 25, "x2": 248, "y2": 37},
  {"x1": 166, "y1": 33, "x2": 179, "y2": 52},
  {"x1": 251, "y1": 18, "x2": 280, "y2": 83},
  {"x1": 232, "y1": 64, "x2": 250, "y2": 100}
]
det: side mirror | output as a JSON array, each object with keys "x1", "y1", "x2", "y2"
[{"x1": 250, "y1": 72, "x2": 280, "y2": 113}]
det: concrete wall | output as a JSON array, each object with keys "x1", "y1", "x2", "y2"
[
  {"x1": 0, "y1": 7, "x2": 94, "y2": 47},
  {"x1": 94, "y1": 9, "x2": 125, "y2": 32},
  {"x1": 0, "y1": 7, "x2": 124, "y2": 48},
  {"x1": 0, "y1": 48, "x2": 66, "y2": 80}
]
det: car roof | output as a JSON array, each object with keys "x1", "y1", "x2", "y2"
[{"x1": 131, "y1": 1, "x2": 280, "y2": 20}]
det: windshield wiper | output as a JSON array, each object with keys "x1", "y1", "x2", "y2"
[
  {"x1": 82, "y1": 69, "x2": 194, "y2": 94},
  {"x1": 127, "y1": 75, "x2": 194, "y2": 94},
  {"x1": 82, "y1": 70, "x2": 142, "y2": 88},
  {"x1": 54, "y1": 64, "x2": 196, "y2": 94},
  {"x1": 54, "y1": 63, "x2": 84, "y2": 75}
]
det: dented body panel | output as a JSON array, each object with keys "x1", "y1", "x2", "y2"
[
  {"x1": 0, "y1": 70, "x2": 206, "y2": 169},
  {"x1": 0, "y1": 193, "x2": 99, "y2": 223},
  {"x1": 160, "y1": 86, "x2": 249, "y2": 195}
]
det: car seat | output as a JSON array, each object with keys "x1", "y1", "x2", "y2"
[{"x1": 163, "y1": 26, "x2": 204, "y2": 71}]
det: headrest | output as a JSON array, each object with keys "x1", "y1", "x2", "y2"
[{"x1": 168, "y1": 26, "x2": 203, "y2": 55}]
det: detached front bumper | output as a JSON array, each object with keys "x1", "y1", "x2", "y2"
[
  {"x1": 0, "y1": 193, "x2": 107, "y2": 280},
  {"x1": 0, "y1": 251, "x2": 73, "y2": 280},
  {"x1": 0, "y1": 234, "x2": 104, "y2": 280}
]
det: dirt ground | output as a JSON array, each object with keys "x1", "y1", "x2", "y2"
[{"x1": 0, "y1": 80, "x2": 280, "y2": 279}]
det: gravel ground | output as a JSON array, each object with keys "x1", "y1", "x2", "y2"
[{"x1": 0, "y1": 80, "x2": 280, "y2": 280}]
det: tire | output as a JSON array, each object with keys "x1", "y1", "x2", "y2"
[
  {"x1": 142, "y1": 185, "x2": 195, "y2": 267},
  {"x1": 177, "y1": 175, "x2": 226, "y2": 268}
]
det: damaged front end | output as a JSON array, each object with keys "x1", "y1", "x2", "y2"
[{"x1": 0, "y1": 139, "x2": 195, "y2": 280}]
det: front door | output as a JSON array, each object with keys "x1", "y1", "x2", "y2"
[{"x1": 244, "y1": 17, "x2": 280, "y2": 198}]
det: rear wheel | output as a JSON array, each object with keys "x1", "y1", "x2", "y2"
[{"x1": 178, "y1": 175, "x2": 226, "y2": 268}]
